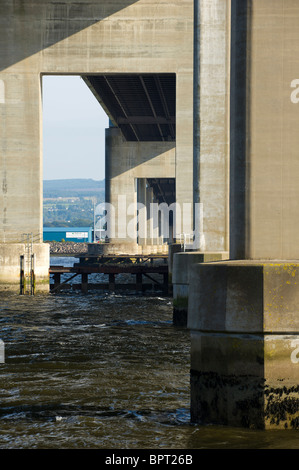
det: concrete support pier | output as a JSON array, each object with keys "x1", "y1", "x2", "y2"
[
  {"x1": 172, "y1": 0, "x2": 230, "y2": 326},
  {"x1": 189, "y1": 0, "x2": 299, "y2": 429},
  {"x1": 172, "y1": 251, "x2": 228, "y2": 326},
  {"x1": 189, "y1": 260, "x2": 299, "y2": 429},
  {"x1": 0, "y1": 243, "x2": 49, "y2": 293}
]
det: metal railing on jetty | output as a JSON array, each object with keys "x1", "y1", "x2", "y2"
[{"x1": 19, "y1": 233, "x2": 41, "y2": 295}]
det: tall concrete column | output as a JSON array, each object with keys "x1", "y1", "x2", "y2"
[
  {"x1": 0, "y1": 72, "x2": 49, "y2": 292},
  {"x1": 105, "y1": 128, "x2": 138, "y2": 253},
  {"x1": 137, "y1": 178, "x2": 147, "y2": 245},
  {"x1": 146, "y1": 184, "x2": 154, "y2": 246},
  {"x1": 172, "y1": 0, "x2": 230, "y2": 325},
  {"x1": 189, "y1": 0, "x2": 299, "y2": 429},
  {"x1": 176, "y1": 72, "x2": 194, "y2": 240},
  {"x1": 193, "y1": 0, "x2": 230, "y2": 252}
]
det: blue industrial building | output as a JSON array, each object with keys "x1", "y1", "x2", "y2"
[{"x1": 43, "y1": 227, "x2": 92, "y2": 243}]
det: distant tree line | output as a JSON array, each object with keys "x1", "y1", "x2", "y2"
[{"x1": 43, "y1": 179, "x2": 105, "y2": 227}]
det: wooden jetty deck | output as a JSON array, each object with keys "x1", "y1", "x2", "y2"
[{"x1": 49, "y1": 254, "x2": 169, "y2": 294}]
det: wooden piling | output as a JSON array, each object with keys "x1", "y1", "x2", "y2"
[{"x1": 81, "y1": 273, "x2": 88, "y2": 293}]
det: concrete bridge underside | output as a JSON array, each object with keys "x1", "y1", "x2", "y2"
[
  {"x1": 0, "y1": 0, "x2": 198, "y2": 289},
  {"x1": 0, "y1": 0, "x2": 229, "y2": 289},
  {"x1": 84, "y1": 73, "x2": 178, "y2": 254},
  {"x1": 4, "y1": 0, "x2": 299, "y2": 430}
]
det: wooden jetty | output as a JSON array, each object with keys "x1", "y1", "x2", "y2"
[{"x1": 49, "y1": 254, "x2": 169, "y2": 294}]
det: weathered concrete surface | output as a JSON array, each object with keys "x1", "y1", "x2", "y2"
[
  {"x1": 87, "y1": 241, "x2": 168, "y2": 256},
  {"x1": 173, "y1": 251, "x2": 228, "y2": 326},
  {"x1": 193, "y1": 0, "x2": 230, "y2": 252},
  {"x1": 0, "y1": 0, "x2": 194, "y2": 286},
  {"x1": 230, "y1": 0, "x2": 299, "y2": 260},
  {"x1": 168, "y1": 243, "x2": 183, "y2": 283},
  {"x1": 188, "y1": 260, "x2": 299, "y2": 429},
  {"x1": 0, "y1": 243, "x2": 49, "y2": 292},
  {"x1": 190, "y1": 331, "x2": 299, "y2": 429},
  {"x1": 189, "y1": 261, "x2": 299, "y2": 333}
]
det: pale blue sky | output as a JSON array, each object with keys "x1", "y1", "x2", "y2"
[{"x1": 42, "y1": 75, "x2": 109, "y2": 181}]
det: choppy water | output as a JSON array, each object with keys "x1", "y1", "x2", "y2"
[{"x1": 0, "y1": 258, "x2": 299, "y2": 449}]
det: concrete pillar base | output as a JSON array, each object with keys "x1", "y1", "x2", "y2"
[
  {"x1": 138, "y1": 244, "x2": 168, "y2": 255},
  {"x1": 188, "y1": 260, "x2": 299, "y2": 429},
  {"x1": 88, "y1": 242, "x2": 168, "y2": 256},
  {"x1": 0, "y1": 243, "x2": 50, "y2": 293},
  {"x1": 172, "y1": 252, "x2": 229, "y2": 327},
  {"x1": 87, "y1": 242, "x2": 139, "y2": 256},
  {"x1": 168, "y1": 243, "x2": 184, "y2": 287}
]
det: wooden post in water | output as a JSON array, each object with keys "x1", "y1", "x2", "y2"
[
  {"x1": 136, "y1": 273, "x2": 143, "y2": 292},
  {"x1": 109, "y1": 273, "x2": 115, "y2": 291},
  {"x1": 30, "y1": 254, "x2": 35, "y2": 295},
  {"x1": 20, "y1": 255, "x2": 24, "y2": 295},
  {"x1": 53, "y1": 273, "x2": 61, "y2": 291},
  {"x1": 81, "y1": 273, "x2": 88, "y2": 293},
  {"x1": 163, "y1": 272, "x2": 169, "y2": 294}
]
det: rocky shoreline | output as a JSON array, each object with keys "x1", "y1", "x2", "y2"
[{"x1": 48, "y1": 241, "x2": 88, "y2": 256}]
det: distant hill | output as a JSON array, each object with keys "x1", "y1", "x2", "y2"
[{"x1": 43, "y1": 179, "x2": 105, "y2": 198}]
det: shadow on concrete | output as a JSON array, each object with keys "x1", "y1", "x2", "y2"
[
  {"x1": 229, "y1": 0, "x2": 251, "y2": 259},
  {"x1": 105, "y1": 128, "x2": 176, "y2": 179},
  {"x1": 0, "y1": 0, "x2": 139, "y2": 71}
]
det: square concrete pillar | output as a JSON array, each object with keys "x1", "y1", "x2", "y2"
[
  {"x1": 0, "y1": 71, "x2": 49, "y2": 292},
  {"x1": 172, "y1": 251, "x2": 228, "y2": 326},
  {"x1": 146, "y1": 185, "x2": 154, "y2": 246},
  {"x1": 188, "y1": 261, "x2": 299, "y2": 429}
]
